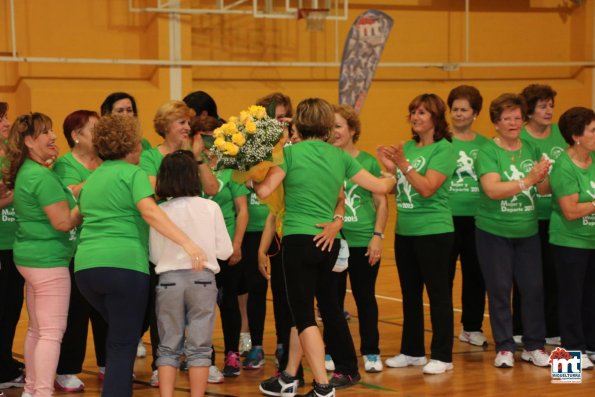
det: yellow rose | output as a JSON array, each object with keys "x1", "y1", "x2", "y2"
[
  {"x1": 213, "y1": 128, "x2": 224, "y2": 139},
  {"x1": 223, "y1": 142, "x2": 239, "y2": 156},
  {"x1": 245, "y1": 121, "x2": 257, "y2": 134},
  {"x1": 239, "y1": 111, "x2": 251, "y2": 124},
  {"x1": 248, "y1": 105, "x2": 267, "y2": 120},
  {"x1": 214, "y1": 137, "x2": 226, "y2": 149},
  {"x1": 221, "y1": 122, "x2": 237, "y2": 136},
  {"x1": 228, "y1": 116, "x2": 239, "y2": 123},
  {"x1": 232, "y1": 133, "x2": 246, "y2": 146}
]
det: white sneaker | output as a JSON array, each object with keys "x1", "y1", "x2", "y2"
[
  {"x1": 324, "y1": 354, "x2": 335, "y2": 372},
  {"x1": 208, "y1": 365, "x2": 224, "y2": 384},
  {"x1": 513, "y1": 335, "x2": 523, "y2": 345},
  {"x1": 494, "y1": 351, "x2": 514, "y2": 368},
  {"x1": 521, "y1": 349, "x2": 550, "y2": 367},
  {"x1": 422, "y1": 359, "x2": 453, "y2": 374},
  {"x1": 149, "y1": 369, "x2": 159, "y2": 387},
  {"x1": 239, "y1": 332, "x2": 252, "y2": 356},
  {"x1": 385, "y1": 354, "x2": 427, "y2": 368},
  {"x1": 459, "y1": 330, "x2": 487, "y2": 346},
  {"x1": 136, "y1": 339, "x2": 147, "y2": 358},
  {"x1": 545, "y1": 336, "x2": 561, "y2": 346},
  {"x1": 363, "y1": 354, "x2": 383, "y2": 372},
  {"x1": 54, "y1": 374, "x2": 85, "y2": 392},
  {"x1": 582, "y1": 354, "x2": 594, "y2": 370}
]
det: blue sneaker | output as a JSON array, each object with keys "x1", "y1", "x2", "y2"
[{"x1": 243, "y1": 346, "x2": 265, "y2": 369}]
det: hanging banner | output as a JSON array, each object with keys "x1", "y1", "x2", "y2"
[{"x1": 339, "y1": 10, "x2": 394, "y2": 113}]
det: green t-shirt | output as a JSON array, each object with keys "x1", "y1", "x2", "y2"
[
  {"x1": 139, "y1": 146, "x2": 163, "y2": 177},
  {"x1": 549, "y1": 152, "x2": 595, "y2": 249},
  {"x1": 342, "y1": 151, "x2": 382, "y2": 247},
  {"x1": 247, "y1": 192, "x2": 269, "y2": 232},
  {"x1": 13, "y1": 159, "x2": 77, "y2": 268},
  {"x1": 280, "y1": 140, "x2": 362, "y2": 237},
  {"x1": 520, "y1": 124, "x2": 567, "y2": 220},
  {"x1": 53, "y1": 152, "x2": 93, "y2": 187},
  {"x1": 475, "y1": 139, "x2": 540, "y2": 238},
  {"x1": 449, "y1": 134, "x2": 489, "y2": 217},
  {"x1": 395, "y1": 139, "x2": 456, "y2": 236},
  {"x1": 142, "y1": 138, "x2": 152, "y2": 151},
  {"x1": 53, "y1": 152, "x2": 94, "y2": 243},
  {"x1": 75, "y1": 160, "x2": 154, "y2": 274},
  {"x1": 0, "y1": 156, "x2": 16, "y2": 250},
  {"x1": 203, "y1": 169, "x2": 250, "y2": 238}
]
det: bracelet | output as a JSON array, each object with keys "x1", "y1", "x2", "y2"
[
  {"x1": 333, "y1": 214, "x2": 344, "y2": 222},
  {"x1": 196, "y1": 159, "x2": 204, "y2": 165},
  {"x1": 591, "y1": 200, "x2": 595, "y2": 208},
  {"x1": 403, "y1": 165, "x2": 414, "y2": 175},
  {"x1": 518, "y1": 179, "x2": 527, "y2": 191}
]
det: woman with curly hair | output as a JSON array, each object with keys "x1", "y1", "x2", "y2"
[
  {"x1": 3, "y1": 112, "x2": 81, "y2": 397},
  {"x1": 378, "y1": 93, "x2": 456, "y2": 375},
  {"x1": 74, "y1": 114, "x2": 207, "y2": 397}
]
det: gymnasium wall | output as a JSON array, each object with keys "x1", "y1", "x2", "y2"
[{"x1": 0, "y1": 0, "x2": 593, "y2": 156}]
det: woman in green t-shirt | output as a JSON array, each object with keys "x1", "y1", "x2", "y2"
[
  {"x1": 514, "y1": 84, "x2": 566, "y2": 345},
  {"x1": 446, "y1": 86, "x2": 489, "y2": 347},
  {"x1": 99, "y1": 92, "x2": 152, "y2": 152},
  {"x1": 4, "y1": 112, "x2": 82, "y2": 397},
  {"x1": 549, "y1": 107, "x2": 595, "y2": 368},
  {"x1": 332, "y1": 104, "x2": 388, "y2": 373},
  {"x1": 253, "y1": 98, "x2": 395, "y2": 397},
  {"x1": 73, "y1": 114, "x2": 207, "y2": 397},
  {"x1": 377, "y1": 93, "x2": 456, "y2": 375},
  {"x1": 475, "y1": 93, "x2": 551, "y2": 369},
  {"x1": 52, "y1": 110, "x2": 106, "y2": 392},
  {"x1": 0, "y1": 102, "x2": 25, "y2": 388}
]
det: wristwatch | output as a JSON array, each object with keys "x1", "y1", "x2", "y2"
[{"x1": 373, "y1": 231, "x2": 385, "y2": 239}]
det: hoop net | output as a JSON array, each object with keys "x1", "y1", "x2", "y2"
[{"x1": 297, "y1": 8, "x2": 329, "y2": 32}]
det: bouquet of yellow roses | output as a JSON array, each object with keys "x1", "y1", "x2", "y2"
[
  {"x1": 211, "y1": 105, "x2": 286, "y2": 172},
  {"x1": 211, "y1": 105, "x2": 287, "y2": 219}
]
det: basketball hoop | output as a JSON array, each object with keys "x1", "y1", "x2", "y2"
[{"x1": 297, "y1": 8, "x2": 329, "y2": 32}]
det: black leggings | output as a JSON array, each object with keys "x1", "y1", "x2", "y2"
[
  {"x1": 216, "y1": 259, "x2": 243, "y2": 355},
  {"x1": 58, "y1": 260, "x2": 107, "y2": 374},
  {"x1": 0, "y1": 249, "x2": 24, "y2": 383},
  {"x1": 240, "y1": 232, "x2": 269, "y2": 346},
  {"x1": 395, "y1": 233, "x2": 454, "y2": 362},
  {"x1": 76, "y1": 267, "x2": 149, "y2": 397},
  {"x1": 448, "y1": 216, "x2": 486, "y2": 332},
  {"x1": 337, "y1": 247, "x2": 380, "y2": 355},
  {"x1": 282, "y1": 235, "x2": 358, "y2": 376}
]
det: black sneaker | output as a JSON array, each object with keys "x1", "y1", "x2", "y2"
[
  {"x1": 328, "y1": 372, "x2": 361, "y2": 390},
  {"x1": 296, "y1": 381, "x2": 335, "y2": 397},
  {"x1": 259, "y1": 371, "x2": 300, "y2": 397}
]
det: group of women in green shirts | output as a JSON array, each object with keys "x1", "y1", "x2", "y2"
[{"x1": 375, "y1": 84, "x2": 595, "y2": 374}]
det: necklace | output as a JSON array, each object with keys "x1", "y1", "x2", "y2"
[{"x1": 494, "y1": 137, "x2": 522, "y2": 162}]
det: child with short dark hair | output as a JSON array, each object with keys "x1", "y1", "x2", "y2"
[{"x1": 150, "y1": 150, "x2": 233, "y2": 397}]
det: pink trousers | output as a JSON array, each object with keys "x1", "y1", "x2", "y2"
[{"x1": 17, "y1": 266, "x2": 70, "y2": 397}]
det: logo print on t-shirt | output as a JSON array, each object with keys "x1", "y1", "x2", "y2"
[
  {"x1": 502, "y1": 164, "x2": 535, "y2": 211},
  {"x1": 397, "y1": 156, "x2": 423, "y2": 207},
  {"x1": 455, "y1": 150, "x2": 477, "y2": 183},
  {"x1": 344, "y1": 183, "x2": 361, "y2": 222},
  {"x1": 587, "y1": 181, "x2": 595, "y2": 200}
]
